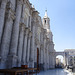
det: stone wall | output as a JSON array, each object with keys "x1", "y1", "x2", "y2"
[{"x1": 0, "y1": 0, "x2": 55, "y2": 70}]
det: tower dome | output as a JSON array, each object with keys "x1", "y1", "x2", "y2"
[{"x1": 44, "y1": 10, "x2": 48, "y2": 18}]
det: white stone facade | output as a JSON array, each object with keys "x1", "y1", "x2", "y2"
[
  {"x1": 64, "y1": 49, "x2": 75, "y2": 69},
  {"x1": 0, "y1": 0, "x2": 55, "y2": 70}
]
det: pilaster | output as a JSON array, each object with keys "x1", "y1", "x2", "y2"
[
  {"x1": 8, "y1": 0, "x2": 23, "y2": 68},
  {"x1": 21, "y1": 2, "x2": 26, "y2": 24},
  {"x1": 0, "y1": 0, "x2": 7, "y2": 48},
  {"x1": 43, "y1": 38, "x2": 46, "y2": 70},
  {"x1": 17, "y1": 24, "x2": 25, "y2": 67},
  {"x1": 22, "y1": 27, "x2": 29, "y2": 65},
  {"x1": 30, "y1": 22, "x2": 36, "y2": 68},
  {"x1": 27, "y1": 31, "x2": 32, "y2": 67},
  {"x1": 0, "y1": 1, "x2": 15, "y2": 69}
]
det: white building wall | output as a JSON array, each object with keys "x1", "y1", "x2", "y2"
[{"x1": 0, "y1": 0, "x2": 55, "y2": 70}]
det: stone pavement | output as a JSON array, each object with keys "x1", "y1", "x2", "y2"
[{"x1": 37, "y1": 69, "x2": 73, "y2": 75}]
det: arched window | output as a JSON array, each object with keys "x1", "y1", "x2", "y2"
[{"x1": 45, "y1": 20, "x2": 46, "y2": 24}]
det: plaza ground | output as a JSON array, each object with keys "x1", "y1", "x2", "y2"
[{"x1": 37, "y1": 69, "x2": 74, "y2": 75}]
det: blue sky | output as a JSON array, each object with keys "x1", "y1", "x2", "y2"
[{"x1": 29, "y1": 0, "x2": 75, "y2": 52}]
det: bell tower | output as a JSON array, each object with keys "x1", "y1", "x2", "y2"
[
  {"x1": 43, "y1": 10, "x2": 53, "y2": 41},
  {"x1": 42, "y1": 10, "x2": 50, "y2": 32}
]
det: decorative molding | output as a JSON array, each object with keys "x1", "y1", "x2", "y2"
[
  {"x1": 28, "y1": 31, "x2": 32, "y2": 38},
  {"x1": 6, "y1": 2, "x2": 16, "y2": 20},
  {"x1": 17, "y1": 0, "x2": 23, "y2": 5}
]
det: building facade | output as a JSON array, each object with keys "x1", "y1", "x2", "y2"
[
  {"x1": 64, "y1": 49, "x2": 75, "y2": 70},
  {"x1": 0, "y1": 0, "x2": 55, "y2": 70}
]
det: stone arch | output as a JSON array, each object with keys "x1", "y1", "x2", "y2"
[
  {"x1": 55, "y1": 52, "x2": 65, "y2": 68},
  {"x1": 55, "y1": 55, "x2": 64, "y2": 68},
  {"x1": 55, "y1": 52, "x2": 65, "y2": 57},
  {"x1": 56, "y1": 55, "x2": 64, "y2": 62}
]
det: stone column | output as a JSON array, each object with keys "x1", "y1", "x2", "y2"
[
  {"x1": 27, "y1": 32, "x2": 32, "y2": 66},
  {"x1": 40, "y1": 45, "x2": 44, "y2": 70},
  {"x1": 49, "y1": 53, "x2": 50, "y2": 68},
  {"x1": 47, "y1": 44, "x2": 49, "y2": 69},
  {"x1": 43, "y1": 38, "x2": 46, "y2": 70},
  {"x1": 30, "y1": 23, "x2": 36, "y2": 68},
  {"x1": 18, "y1": 2, "x2": 25, "y2": 66},
  {"x1": 21, "y1": 3, "x2": 25, "y2": 24},
  {"x1": 17, "y1": 24, "x2": 25, "y2": 67},
  {"x1": 52, "y1": 53, "x2": 55, "y2": 68},
  {"x1": 46, "y1": 44, "x2": 48, "y2": 69},
  {"x1": 22, "y1": 28, "x2": 29, "y2": 65},
  {"x1": 0, "y1": 0, "x2": 7, "y2": 46},
  {"x1": 0, "y1": 3, "x2": 15, "y2": 69},
  {"x1": 48, "y1": 44, "x2": 50, "y2": 69},
  {"x1": 45, "y1": 48, "x2": 47, "y2": 70},
  {"x1": 49, "y1": 52, "x2": 51, "y2": 68},
  {"x1": 8, "y1": 0, "x2": 22, "y2": 68},
  {"x1": 29, "y1": 16, "x2": 31, "y2": 31}
]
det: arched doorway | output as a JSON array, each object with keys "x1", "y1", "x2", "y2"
[
  {"x1": 55, "y1": 55, "x2": 64, "y2": 68},
  {"x1": 37, "y1": 48, "x2": 40, "y2": 72}
]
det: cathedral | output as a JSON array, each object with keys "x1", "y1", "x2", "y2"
[{"x1": 0, "y1": 0, "x2": 55, "y2": 70}]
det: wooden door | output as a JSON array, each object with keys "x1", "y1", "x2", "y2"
[{"x1": 37, "y1": 48, "x2": 39, "y2": 72}]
